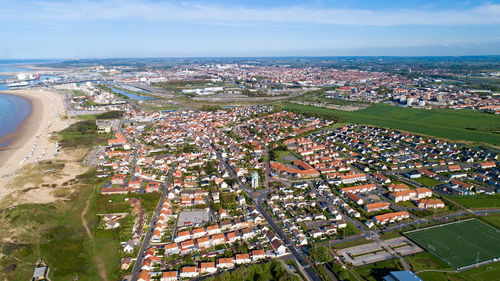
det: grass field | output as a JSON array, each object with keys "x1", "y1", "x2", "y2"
[
  {"x1": 445, "y1": 194, "x2": 500, "y2": 209},
  {"x1": 480, "y1": 215, "x2": 500, "y2": 229},
  {"x1": 405, "y1": 219, "x2": 500, "y2": 269},
  {"x1": 413, "y1": 176, "x2": 443, "y2": 187},
  {"x1": 354, "y1": 259, "x2": 403, "y2": 281},
  {"x1": 416, "y1": 261, "x2": 500, "y2": 281},
  {"x1": 282, "y1": 102, "x2": 500, "y2": 145}
]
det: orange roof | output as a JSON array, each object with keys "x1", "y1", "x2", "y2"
[
  {"x1": 390, "y1": 189, "x2": 416, "y2": 198},
  {"x1": 182, "y1": 266, "x2": 197, "y2": 273},
  {"x1": 199, "y1": 262, "x2": 215, "y2": 268},
  {"x1": 365, "y1": 202, "x2": 390, "y2": 211},
  {"x1": 235, "y1": 253, "x2": 250, "y2": 260},
  {"x1": 162, "y1": 271, "x2": 177, "y2": 278},
  {"x1": 374, "y1": 211, "x2": 409, "y2": 221}
]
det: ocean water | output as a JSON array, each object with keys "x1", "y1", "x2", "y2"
[{"x1": 0, "y1": 94, "x2": 31, "y2": 147}]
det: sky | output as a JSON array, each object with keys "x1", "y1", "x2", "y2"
[{"x1": 1, "y1": 0, "x2": 500, "y2": 58}]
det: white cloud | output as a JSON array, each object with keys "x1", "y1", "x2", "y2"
[{"x1": 2, "y1": 0, "x2": 500, "y2": 26}]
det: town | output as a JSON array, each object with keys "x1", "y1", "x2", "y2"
[
  {"x1": 86, "y1": 97, "x2": 498, "y2": 280},
  {"x1": 0, "y1": 57, "x2": 499, "y2": 281}
]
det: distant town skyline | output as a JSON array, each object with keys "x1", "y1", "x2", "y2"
[{"x1": 1, "y1": 0, "x2": 500, "y2": 59}]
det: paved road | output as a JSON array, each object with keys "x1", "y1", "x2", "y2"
[{"x1": 130, "y1": 163, "x2": 177, "y2": 281}]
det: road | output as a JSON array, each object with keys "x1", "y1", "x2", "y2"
[{"x1": 130, "y1": 163, "x2": 177, "y2": 281}]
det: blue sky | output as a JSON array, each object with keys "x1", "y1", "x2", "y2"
[{"x1": 1, "y1": 0, "x2": 500, "y2": 58}]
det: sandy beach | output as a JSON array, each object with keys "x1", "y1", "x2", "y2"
[{"x1": 0, "y1": 88, "x2": 70, "y2": 199}]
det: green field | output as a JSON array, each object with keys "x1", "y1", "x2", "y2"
[
  {"x1": 282, "y1": 102, "x2": 500, "y2": 145},
  {"x1": 405, "y1": 219, "x2": 500, "y2": 269},
  {"x1": 445, "y1": 194, "x2": 500, "y2": 209},
  {"x1": 413, "y1": 176, "x2": 443, "y2": 187}
]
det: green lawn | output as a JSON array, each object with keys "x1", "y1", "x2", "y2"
[
  {"x1": 282, "y1": 102, "x2": 500, "y2": 145},
  {"x1": 413, "y1": 176, "x2": 443, "y2": 187},
  {"x1": 405, "y1": 252, "x2": 453, "y2": 272},
  {"x1": 445, "y1": 194, "x2": 500, "y2": 209},
  {"x1": 405, "y1": 219, "x2": 500, "y2": 269}
]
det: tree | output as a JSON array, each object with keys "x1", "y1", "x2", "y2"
[{"x1": 309, "y1": 246, "x2": 332, "y2": 263}]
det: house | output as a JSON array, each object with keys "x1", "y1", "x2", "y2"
[
  {"x1": 199, "y1": 262, "x2": 217, "y2": 274},
  {"x1": 251, "y1": 249, "x2": 266, "y2": 261},
  {"x1": 415, "y1": 187, "x2": 432, "y2": 199},
  {"x1": 418, "y1": 199, "x2": 445, "y2": 209},
  {"x1": 137, "y1": 270, "x2": 151, "y2": 281},
  {"x1": 128, "y1": 178, "x2": 142, "y2": 189},
  {"x1": 389, "y1": 190, "x2": 416, "y2": 202},
  {"x1": 341, "y1": 183, "x2": 376, "y2": 194},
  {"x1": 161, "y1": 271, "x2": 178, "y2": 281},
  {"x1": 207, "y1": 224, "x2": 221, "y2": 235},
  {"x1": 364, "y1": 202, "x2": 390, "y2": 212},
  {"x1": 345, "y1": 192, "x2": 363, "y2": 205},
  {"x1": 196, "y1": 236, "x2": 211, "y2": 249},
  {"x1": 271, "y1": 239, "x2": 287, "y2": 255},
  {"x1": 192, "y1": 227, "x2": 207, "y2": 238},
  {"x1": 175, "y1": 231, "x2": 191, "y2": 243},
  {"x1": 121, "y1": 257, "x2": 132, "y2": 270},
  {"x1": 123, "y1": 240, "x2": 135, "y2": 253},
  {"x1": 373, "y1": 211, "x2": 410, "y2": 225},
  {"x1": 180, "y1": 266, "x2": 199, "y2": 278},
  {"x1": 111, "y1": 174, "x2": 126, "y2": 185},
  {"x1": 310, "y1": 228, "x2": 324, "y2": 238},
  {"x1": 217, "y1": 257, "x2": 235, "y2": 268},
  {"x1": 480, "y1": 162, "x2": 496, "y2": 169},
  {"x1": 146, "y1": 181, "x2": 161, "y2": 192},
  {"x1": 235, "y1": 254, "x2": 251, "y2": 264},
  {"x1": 164, "y1": 243, "x2": 180, "y2": 255},
  {"x1": 387, "y1": 183, "x2": 409, "y2": 192},
  {"x1": 211, "y1": 233, "x2": 225, "y2": 245}
]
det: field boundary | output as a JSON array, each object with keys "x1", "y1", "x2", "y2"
[{"x1": 404, "y1": 218, "x2": 475, "y2": 235}]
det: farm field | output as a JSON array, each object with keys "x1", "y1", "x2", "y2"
[
  {"x1": 404, "y1": 219, "x2": 500, "y2": 269},
  {"x1": 282, "y1": 102, "x2": 500, "y2": 145}
]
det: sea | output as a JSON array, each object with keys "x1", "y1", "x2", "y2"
[
  {"x1": 0, "y1": 94, "x2": 31, "y2": 147},
  {"x1": 0, "y1": 60, "x2": 38, "y2": 147}
]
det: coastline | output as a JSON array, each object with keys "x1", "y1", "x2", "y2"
[{"x1": 0, "y1": 88, "x2": 69, "y2": 198}]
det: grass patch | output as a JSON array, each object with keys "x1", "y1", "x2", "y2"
[
  {"x1": 413, "y1": 176, "x2": 443, "y2": 187},
  {"x1": 96, "y1": 192, "x2": 162, "y2": 213},
  {"x1": 331, "y1": 238, "x2": 371, "y2": 249},
  {"x1": 417, "y1": 261, "x2": 500, "y2": 281},
  {"x1": 354, "y1": 259, "x2": 403, "y2": 281},
  {"x1": 479, "y1": 215, "x2": 500, "y2": 228},
  {"x1": 57, "y1": 120, "x2": 112, "y2": 148},
  {"x1": 204, "y1": 259, "x2": 301, "y2": 281},
  {"x1": 405, "y1": 252, "x2": 453, "y2": 272}
]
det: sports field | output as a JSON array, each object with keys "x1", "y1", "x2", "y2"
[{"x1": 404, "y1": 219, "x2": 500, "y2": 269}]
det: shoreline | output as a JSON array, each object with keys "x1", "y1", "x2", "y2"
[
  {"x1": 0, "y1": 91, "x2": 39, "y2": 171},
  {"x1": 0, "y1": 88, "x2": 69, "y2": 198}
]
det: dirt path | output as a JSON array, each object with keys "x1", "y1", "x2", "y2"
[{"x1": 81, "y1": 189, "x2": 109, "y2": 281}]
